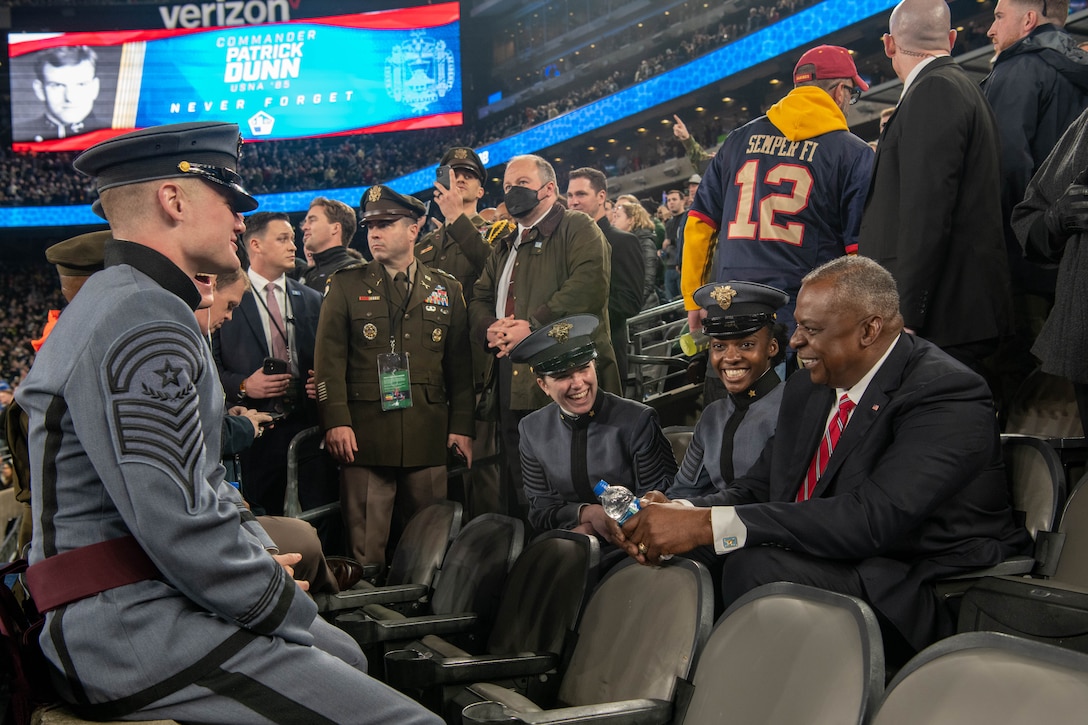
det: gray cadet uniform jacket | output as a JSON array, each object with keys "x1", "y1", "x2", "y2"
[
  {"x1": 518, "y1": 391, "x2": 677, "y2": 531},
  {"x1": 18, "y1": 241, "x2": 438, "y2": 724},
  {"x1": 668, "y1": 371, "x2": 783, "y2": 500}
]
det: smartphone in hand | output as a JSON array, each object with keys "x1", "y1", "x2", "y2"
[
  {"x1": 262, "y1": 357, "x2": 288, "y2": 375},
  {"x1": 436, "y1": 164, "x2": 452, "y2": 190}
]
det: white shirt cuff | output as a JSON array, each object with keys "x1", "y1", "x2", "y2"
[{"x1": 711, "y1": 506, "x2": 747, "y2": 554}]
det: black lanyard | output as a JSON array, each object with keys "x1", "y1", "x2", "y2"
[{"x1": 253, "y1": 280, "x2": 291, "y2": 354}]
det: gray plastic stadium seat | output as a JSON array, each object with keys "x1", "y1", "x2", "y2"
[
  {"x1": 676, "y1": 582, "x2": 884, "y2": 725},
  {"x1": 316, "y1": 500, "x2": 462, "y2": 613},
  {"x1": 1052, "y1": 471, "x2": 1088, "y2": 585},
  {"x1": 662, "y1": 425, "x2": 694, "y2": 465},
  {"x1": 957, "y1": 473, "x2": 1088, "y2": 652},
  {"x1": 335, "y1": 513, "x2": 524, "y2": 647},
  {"x1": 384, "y1": 531, "x2": 601, "y2": 711},
  {"x1": 870, "y1": 632, "x2": 1088, "y2": 725},
  {"x1": 1002, "y1": 434, "x2": 1066, "y2": 540},
  {"x1": 936, "y1": 434, "x2": 1065, "y2": 598},
  {"x1": 461, "y1": 557, "x2": 713, "y2": 725}
]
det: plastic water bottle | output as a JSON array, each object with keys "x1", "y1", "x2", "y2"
[{"x1": 594, "y1": 480, "x2": 640, "y2": 524}]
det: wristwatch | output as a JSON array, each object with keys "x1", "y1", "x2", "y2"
[{"x1": 239, "y1": 380, "x2": 247, "y2": 398}]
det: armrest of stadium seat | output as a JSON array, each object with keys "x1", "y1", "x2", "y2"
[
  {"x1": 385, "y1": 648, "x2": 559, "y2": 689},
  {"x1": 317, "y1": 582, "x2": 428, "y2": 612},
  {"x1": 935, "y1": 555, "x2": 1036, "y2": 599},
  {"x1": 339, "y1": 609, "x2": 476, "y2": 644},
  {"x1": 462, "y1": 699, "x2": 672, "y2": 725}
]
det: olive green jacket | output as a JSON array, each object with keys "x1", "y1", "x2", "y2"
[
  {"x1": 315, "y1": 260, "x2": 475, "y2": 467},
  {"x1": 469, "y1": 203, "x2": 620, "y2": 410}
]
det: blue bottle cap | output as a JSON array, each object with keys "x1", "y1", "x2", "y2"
[{"x1": 593, "y1": 480, "x2": 609, "y2": 496}]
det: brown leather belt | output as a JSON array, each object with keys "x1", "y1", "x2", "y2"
[{"x1": 26, "y1": 535, "x2": 161, "y2": 613}]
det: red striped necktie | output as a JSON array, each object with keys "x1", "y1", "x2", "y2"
[{"x1": 797, "y1": 393, "x2": 855, "y2": 502}]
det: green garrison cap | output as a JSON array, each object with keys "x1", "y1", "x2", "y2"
[{"x1": 360, "y1": 185, "x2": 427, "y2": 222}]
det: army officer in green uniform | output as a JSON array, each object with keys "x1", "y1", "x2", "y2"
[{"x1": 315, "y1": 185, "x2": 475, "y2": 567}]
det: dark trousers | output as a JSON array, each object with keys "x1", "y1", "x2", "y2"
[{"x1": 498, "y1": 358, "x2": 531, "y2": 521}]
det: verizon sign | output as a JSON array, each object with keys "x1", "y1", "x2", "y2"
[{"x1": 158, "y1": 0, "x2": 292, "y2": 29}]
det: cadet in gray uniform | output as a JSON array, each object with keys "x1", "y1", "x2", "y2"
[
  {"x1": 16, "y1": 122, "x2": 439, "y2": 724},
  {"x1": 513, "y1": 315, "x2": 677, "y2": 541},
  {"x1": 668, "y1": 281, "x2": 789, "y2": 500}
]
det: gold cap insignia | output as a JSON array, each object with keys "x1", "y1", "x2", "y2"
[
  {"x1": 548, "y1": 321, "x2": 574, "y2": 343},
  {"x1": 178, "y1": 161, "x2": 192, "y2": 173},
  {"x1": 710, "y1": 285, "x2": 738, "y2": 309},
  {"x1": 453, "y1": 148, "x2": 468, "y2": 159},
  {"x1": 367, "y1": 186, "x2": 382, "y2": 204},
  {"x1": 363, "y1": 323, "x2": 378, "y2": 340},
  {"x1": 432, "y1": 328, "x2": 443, "y2": 343}
]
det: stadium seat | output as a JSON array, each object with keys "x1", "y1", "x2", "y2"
[
  {"x1": 384, "y1": 530, "x2": 600, "y2": 712},
  {"x1": 335, "y1": 514, "x2": 524, "y2": 648},
  {"x1": 957, "y1": 472, "x2": 1088, "y2": 653},
  {"x1": 674, "y1": 582, "x2": 884, "y2": 725},
  {"x1": 869, "y1": 632, "x2": 1088, "y2": 724},
  {"x1": 316, "y1": 500, "x2": 462, "y2": 613},
  {"x1": 459, "y1": 557, "x2": 713, "y2": 725},
  {"x1": 935, "y1": 434, "x2": 1066, "y2": 598},
  {"x1": 662, "y1": 425, "x2": 694, "y2": 464}
]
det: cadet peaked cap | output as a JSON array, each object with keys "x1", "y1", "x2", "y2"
[
  {"x1": 440, "y1": 147, "x2": 486, "y2": 180},
  {"x1": 510, "y1": 314, "x2": 600, "y2": 376},
  {"x1": 360, "y1": 185, "x2": 427, "y2": 222},
  {"x1": 74, "y1": 122, "x2": 258, "y2": 219},
  {"x1": 793, "y1": 45, "x2": 869, "y2": 91},
  {"x1": 45, "y1": 230, "x2": 110, "y2": 276},
  {"x1": 688, "y1": 174, "x2": 702, "y2": 184},
  {"x1": 695, "y1": 281, "x2": 789, "y2": 338}
]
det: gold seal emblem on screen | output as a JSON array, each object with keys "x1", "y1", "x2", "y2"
[{"x1": 384, "y1": 30, "x2": 457, "y2": 113}]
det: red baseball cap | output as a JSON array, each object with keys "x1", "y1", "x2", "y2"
[{"x1": 793, "y1": 45, "x2": 869, "y2": 91}]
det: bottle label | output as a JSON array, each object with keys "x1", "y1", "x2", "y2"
[{"x1": 614, "y1": 500, "x2": 640, "y2": 525}]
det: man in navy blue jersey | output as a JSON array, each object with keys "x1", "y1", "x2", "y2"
[{"x1": 682, "y1": 45, "x2": 873, "y2": 347}]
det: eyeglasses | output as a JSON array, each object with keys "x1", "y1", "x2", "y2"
[{"x1": 840, "y1": 83, "x2": 862, "y2": 105}]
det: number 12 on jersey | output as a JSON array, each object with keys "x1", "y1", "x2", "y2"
[{"x1": 726, "y1": 160, "x2": 814, "y2": 246}]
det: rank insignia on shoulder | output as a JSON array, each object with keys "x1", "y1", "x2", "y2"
[
  {"x1": 419, "y1": 245, "x2": 433, "y2": 255},
  {"x1": 425, "y1": 285, "x2": 449, "y2": 307}
]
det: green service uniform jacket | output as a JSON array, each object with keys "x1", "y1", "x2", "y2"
[
  {"x1": 414, "y1": 212, "x2": 492, "y2": 302},
  {"x1": 416, "y1": 211, "x2": 495, "y2": 387},
  {"x1": 315, "y1": 260, "x2": 475, "y2": 467},
  {"x1": 469, "y1": 202, "x2": 620, "y2": 410}
]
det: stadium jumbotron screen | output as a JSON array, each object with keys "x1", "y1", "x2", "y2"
[{"x1": 8, "y1": 1, "x2": 462, "y2": 152}]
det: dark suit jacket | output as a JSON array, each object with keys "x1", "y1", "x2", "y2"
[
  {"x1": 598, "y1": 216, "x2": 645, "y2": 383},
  {"x1": 692, "y1": 334, "x2": 1030, "y2": 649},
  {"x1": 213, "y1": 277, "x2": 322, "y2": 411},
  {"x1": 859, "y1": 57, "x2": 1012, "y2": 348}
]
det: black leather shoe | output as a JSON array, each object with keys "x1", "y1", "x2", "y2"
[{"x1": 325, "y1": 556, "x2": 365, "y2": 591}]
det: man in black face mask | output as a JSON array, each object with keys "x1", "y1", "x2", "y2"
[{"x1": 469, "y1": 154, "x2": 621, "y2": 519}]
